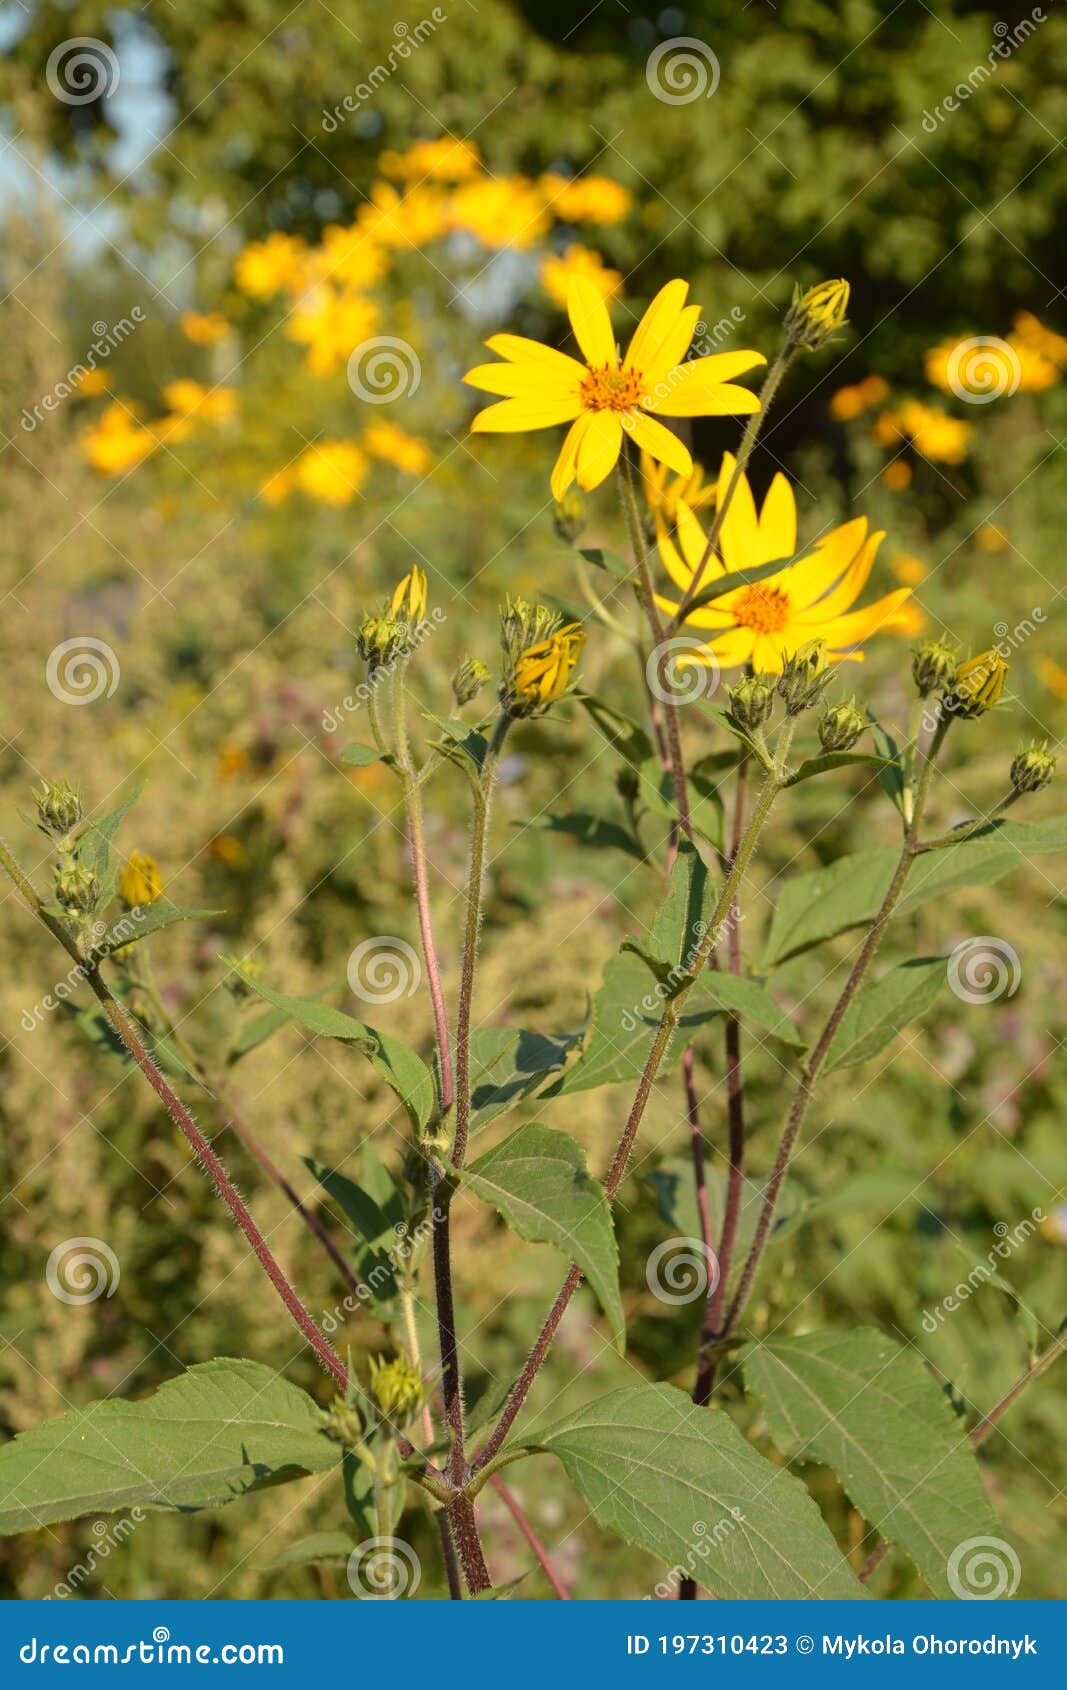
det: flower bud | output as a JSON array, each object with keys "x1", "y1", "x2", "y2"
[
  {"x1": 451, "y1": 657, "x2": 489, "y2": 708},
  {"x1": 356, "y1": 612, "x2": 406, "y2": 670},
  {"x1": 53, "y1": 862, "x2": 98, "y2": 913},
  {"x1": 368, "y1": 1355, "x2": 423, "y2": 1425},
  {"x1": 729, "y1": 673, "x2": 775, "y2": 732},
  {"x1": 32, "y1": 778, "x2": 83, "y2": 840},
  {"x1": 912, "y1": 635, "x2": 959, "y2": 697},
  {"x1": 499, "y1": 596, "x2": 560, "y2": 668},
  {"x1": 1010, "y1": 740, "x2": 1056, "y2": 795},
  {"x1": 389, "y1": 564, "x2": 428, "y2": 626},
  {"x1": 777, "y1": 642, "x2": 831, "y2": 715},
  {"x1": 785, "y1": 278, "x2": 850, "y2": 350},
  {"x1": 948, "y1": 649, "x2": 1009, "y2": 718},
  {"x1": 552, "y1": 487, "x2": 586, "y2": 545},
  {"x1": 504, "y1": 624, "x2": 585, "y2": 717},
  {"x1": 119, "y1": 851, "x2": 163, "y2": 908},
  {"x1": 324, "y1": 1397, "x2": 366, "y2": 1450},
  {"x1": 818, "y1": 697, "x2": 867, "y2": 752}
]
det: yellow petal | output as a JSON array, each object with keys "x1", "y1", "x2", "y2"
[
  {"x1": 701, "y1": 627, "x2": 760, "y2": 670},
  {"x1": 623, "y1": 280, "x2": 691, "y2": 379},
  {"x1": 464, "y1": 362, "x2": 578, "y2": 399},
  {"x1": 653, "y1": 589, "x2": 735, "y2": 629},
  {"x1": 715, "y1": 454, "x2": 761, "y2": 576},
  {"x1": 675, "y1": 498, "x2": 720, "y2": 578},
  {"x1": 784, "y1": 517, "x2": 870, "y2": 611},
  {"x1": 484, "y1": 334, "x2": 586, "y2": 381},
  {"x1": 576, "y1": 410, "x2": 623, "y2": 489},
  {"x1": 567, "y1": 275, "x2": 617, "y2": 367},
  {"x1": 624, "y1": 409, "x2": 692, "y2": 479},
  {"x1": 655, "y1": 519, "x2": 694, "y2": 596},
  {"x1": 791, "y1": 523, "x2": 881, "y2": 619},
  {"x1": 551, "y1": 414, "x2": 590, "y2": 499},
  {"x1": 470, "y1": 396, "x2": 582, "y2": 433},
  {"x1": 651, "y1": 374, "x2": 762, "y2": 418},
  {"x1": 811, "y1": 588, "x2": 913, "y2": 651},
  {"x1": 757, "y1": 472, "x2": 796, "y2": 560},
  {"x1": 640, "y1": 305, "x2": 703, "y2": 390}
]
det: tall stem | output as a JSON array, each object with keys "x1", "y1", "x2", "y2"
[{"x1": 473, "y1": 725, "x2": 794, "y2": 1472}]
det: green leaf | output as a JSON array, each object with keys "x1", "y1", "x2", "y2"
[
  {"x1": 227, "y1": 982, "x2": 340, "y2": 1065},
  {"x1": 695, "y1": 700, "x2": 774, "y2": 770},
  {"x1": 268, "y1": 1531, "x2": 353, "y2": 1569},
  {"x1": 0, "y1": 1359, "x2": 338, "y2": 1534},
  {"x1": 742, "y1": 1329, "x2": 1000, "y2": 1597},
  {"x1": 867, "y1": 712, "x2": 906, "y2": 815},
  {"x1": 306, "y1": 1149, "x2": 405, "y2": 1247},
  {"x1": 341, "y1": 742, "x2": 384, "y2": 767},
  {"x1": 823, "y1": 956, "x2": 945, "y2": 1071},
  {"x1": 638, "y1": 759, "x2": 724, "y2": 848},
  {"x1": 783, "y1": 752, "x2": 891, "y2": 788},
  {"x1": 937, "y1": 815, "x2": 1067, "y2": 853},
  {"x1": 534, "y1": 1383, "x2": 865, "y2": 1599},
  {"x1": 578, "y1": 546, "x2": 633, "y2": 584},
  {"x1": 226, "y1": 964, "x2": 434, "y2": 1131},
  {"x1": 468, "y1": 1025, "x2": 577, "y2": 1129},
  {"x1": 526, "y1": 812, "x2": 645, "y2": 860},
  {"x1": 579, "y1": 694, "x2": 654, "y2": 768},
  {"x1": 74, "y1": 784, "x2": 146, "y2": 890},
  {"x1": 763, "y1": 848, "x2": 899, "y2": 967},
  {"x1": 420, "y1": 709, "x2": 489, "y2": 774},
  {"x1": 647, "y1": 839, "x2": 713, "y2": 976},
  {"x1": 93, "y1": 901, "x2": 220, "y2": 956},
  {"x1": 688, "y1": 971, "x2": 806, "y2": 1051},
  {"x1": 548, "y1": 952, "x2": 683, "y2": 1096},
  {"x1": 459, "y1": 1123, "x2": 623, "y2": 1351}
]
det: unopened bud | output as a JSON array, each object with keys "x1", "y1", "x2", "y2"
[
  {"x1": 324, "y1": 1397, "x2": 366, "y2": 1450},
  {"x1": 818, "y1": 697, "x2": 866, "y2": 752},
  {"x1": 948, "y1": 649, "x2": 1009, "y2": 719},
  {"x1": 357, "y1": 612, "x2": 405, "y2": 670},
  {"x1": 504, "y1": 624, "x2": 585, "y2": 717},
  {"x1": 1010, "y1": 740, "x2": 1056, "y2": 794},
  {"x1": 912, "y1": 636, "x2": 959, "y2": 698},
  {"x1": 389, "y1": 565, "x2": 428, "y2": 626},
  {"x1": 552, "y1": 487, "x2": 586, "y2": 545},
  {"x1": 777, "y1": 642, "x2": 831, "y2": 715},
  {"x1": 785, "y1": 278, "x2": 850, "y2": 350},
  {"x1": 32, "y1": 778, "x2": 82, "y2": 840},
  {"x1": 368, "y1": 1355, "x2": 423, "y2": 1425},
  {"x1": 119, "y1": 851, "x2": 163, "y2": 908},
  {"x1": 53, "y1": 862, "x2": 98, "y2": 913},
  {"x1": 451, "y1": 657, "x2": 489, "y2": 708},
  {"x1": 729, "y1": 673, "x2": 775, "y2": 732}
]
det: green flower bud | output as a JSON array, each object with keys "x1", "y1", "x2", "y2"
[
  {"x1": 552, "y1": 487, "x2": 586, "y2": 545},
  {"x1": 948, "y1": 649, "x2": 1009, "y2": 719},
  {"x1": 368, "y1": 1355, "x2": 423, "y2": 1425},
  {"x1": 356, "y1": 612, "x2": 406, "y2": 670},
  {"x1": 451, "y1": 657, "x2": 490, "y2": 708},
  {"x1": 911, "y1": 636, "x2": 959, "y2": 698},
  {"x1": 777, "y1": 642, "x2": 831, "y2": 715},
  {"x1": 729, "y1": 673, "x2": 775, "y2": 732},
  {"x1": 1010, "y1": 740, "x2": 1056, "y2": 795},
  {"x1": 818, "y1": 697, "x2": 867, "y2": 753},
  {"x1": 499, "y1": 596, "x2": 560, "y2": 669},
  {"x1": 324, "y1": 1396, "x2": 366, "y2": 1450},
  {"x1": 785, "y1": 278, "x2": 850, "y2": 350},
  {"x1": 53, "y1": 861, "x2": 98, "y2": 913},
  {"x1": 32, "y1": 778, "x2": 82, "y2": 840}
]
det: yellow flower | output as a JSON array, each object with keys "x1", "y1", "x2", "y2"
[
  {"x1": 180, "y1": 310, "x2": 229, "y2": 345},
  {"x1": 390, "y1": 565, "x2": 428, "y2": 624},
  {"x1": 640, "y1": 451, "x2": 717, "y2": 525},
  {"x1": 540, "y1": 244, "x2": 621, "y2": 311},
  {"x1": 878, "y1": 400, "x2": 971, "y2": 464},
  {"x1": 654, "y1": 454, "x2": 911, "y2": 673},
  {"x1": 358, "y1": 182, "x2": 450, "y2": 249},
  {"x1": 891, "y1": 552, "x2": 927, "y2": 587},
  {"x1": 511, "y1": 624, "x2": 585, "y2": 711},
  {"x1": 286, "y1": 291, "x2": 380, "y2": 375},
  {"x1": 465, "y1": 277, "x2": 765, "y2": 499},
  {"x1": 379, "y1": 136, "x2": 483, "y2": 182},
  {"x1": 234, "y1": 231, "x2": 308, "y2": 298},
  {"x1": 1012, "y1": 310, "x2": 1067, "y2": 369},
  {"x1": 950, "y1": 650, "x2": 1008, "y2": 717},
  {"x1": 450, "y1": 176, "x2": 551, "y2": 249},
  {"x1": 785, "y1": 279, "x2": 849, "y2": 349},
  {"x1": 81, "y1": 401, "x2": 155, "y2": 474},
  {"x1": 829, "y1": 375, "x2": 887, "y2": 421},
  {"x1": 296, "y1": 441, "x2": 368, "y2": 505},
  {"x1": 161, "y1": 380, "x2": 237, "y2": 427},
  {"x1": 540, "y1": 173, "x2": 632, "y2": 226},
  {"x1": 1035, "y1": 654, "x2": 1067, "y2": 704},
  {"x1": 362, "y1": 421, "x2": 433, "y2": 476},
  {"x1": 74, "y1": 367, "x2": 109, "y2": 396},
  {"x1": 119, "y1": 851, "x2": 163, "y2": 908}
]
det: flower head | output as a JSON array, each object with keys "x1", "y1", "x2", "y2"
[
  {"x1": 33, "y1": 778, "x2": 82, "y2": 839},
  {"x1": 654, "y1": 454, "x2": 911, "y2": 673},
  {"x1": 949, "y1": 650, "x2": 1009, "y2": 718},
  {"x1": 120, "y1": 851, "x2": 163, "y2": 909},
  {"x1": 505, "y1": 622, "x2": 585, "y2": 716},
  {"x1": 1010, "y1": 740, "x2": 1056, "y2": 794},
  {"x1": 785, "y1": 279, "x2": 850, "y2": 350},
  {"x1": 368, "y1": 1354, "x2": 423, "y2": 1424},
  {"x1": 465, "y1": 277, "x2": 765, "y2": 498}
]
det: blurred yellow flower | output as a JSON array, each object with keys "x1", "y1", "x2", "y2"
[
  {"x1": 296, "y1": 441, "x2": 368, "y2": 505},
  {"x1": 74, "y1": 367, "x2": 109, "y2": 396},
  {"x1": 81, "y1": 401, "x2": 155, "y2": 474},
  {"x1": 209, "y1": 834, "x2": 247, "y2": 866},
  {"x1": 379, "y1": 136, "x2": 483, "y2": 182},
  {"x1": 358, "y1": 182, "x2": 450, "y2": 249},
  {"x1": 362, "y1": 421, "x2": 433, "y2": 476},
  {"x1": 654, "y1": 455, "x2": 910, "y2": 673},
  {"x1": 161, "y1": 380, "x2": 237, "y2": 427},
  {"x1": 926, "y1": 315, "x2": 1066, "y2": 396},
  {"x1": 1035, "y1": 654, "x2": 1067, "y2": 704},
  {"x1": 1012, "y1": 310, "x2": 1067, "y2": 368},
  {"x1": 540, "y1": 173, "x2": 632, "y2": 225},
  {"x1": 891, "y1": 552, "x2": 927, "y2": 586},
  {"x1": 976, "y1": 523, "x2": 1008, "y2": 553},
  {"x1": 640, "y1": 451, "x2": 717, "y2": 524},
  {"x1": 881, "y1": 460, "x2": 912, "y2": 491},
  {"x1": 180, "y1": 310, "x2": 229, "y2": 345},
  {"x1": 234, "y1": 232, "x2": 308, "y2": 298},
  {"x1": 465, "y1": 276, "x2": 764, "y2": 498},
  {"x1": 287, "y1": 292, "x2": 380, "y2": 375},
  {"x1": 119, "y1": 851, "x2": 163, "y2": 908},
  {"x1": 829, "y1": 374, "x2": 887, "y2": 421},
  {"x1": 258, "y1": 465, "x2": 296, "y2": 506},
  {"x1": 540, "y1": 245, "x2": 621, "y2": 310},
  {"x1": 450, "y1": 176, "x2": 552, "y2": 249},
  {"x1": 306, "y1": 226, "x2": 389, "y2": 291},
  {"x1": 876, "y1": 400, "x2": 970, "y2": 464}
]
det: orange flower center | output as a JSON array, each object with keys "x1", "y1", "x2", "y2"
[
  {"x1": 580, "y1": 363, "x2": 644, "y2": 412},
  {"x1": 734, "y1": 583, "x2": 790, "y2": 634}
]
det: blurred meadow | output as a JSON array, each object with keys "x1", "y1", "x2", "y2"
[{"x1": 0, "y1": 0, "x2": 1065, "y2": 1600}]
